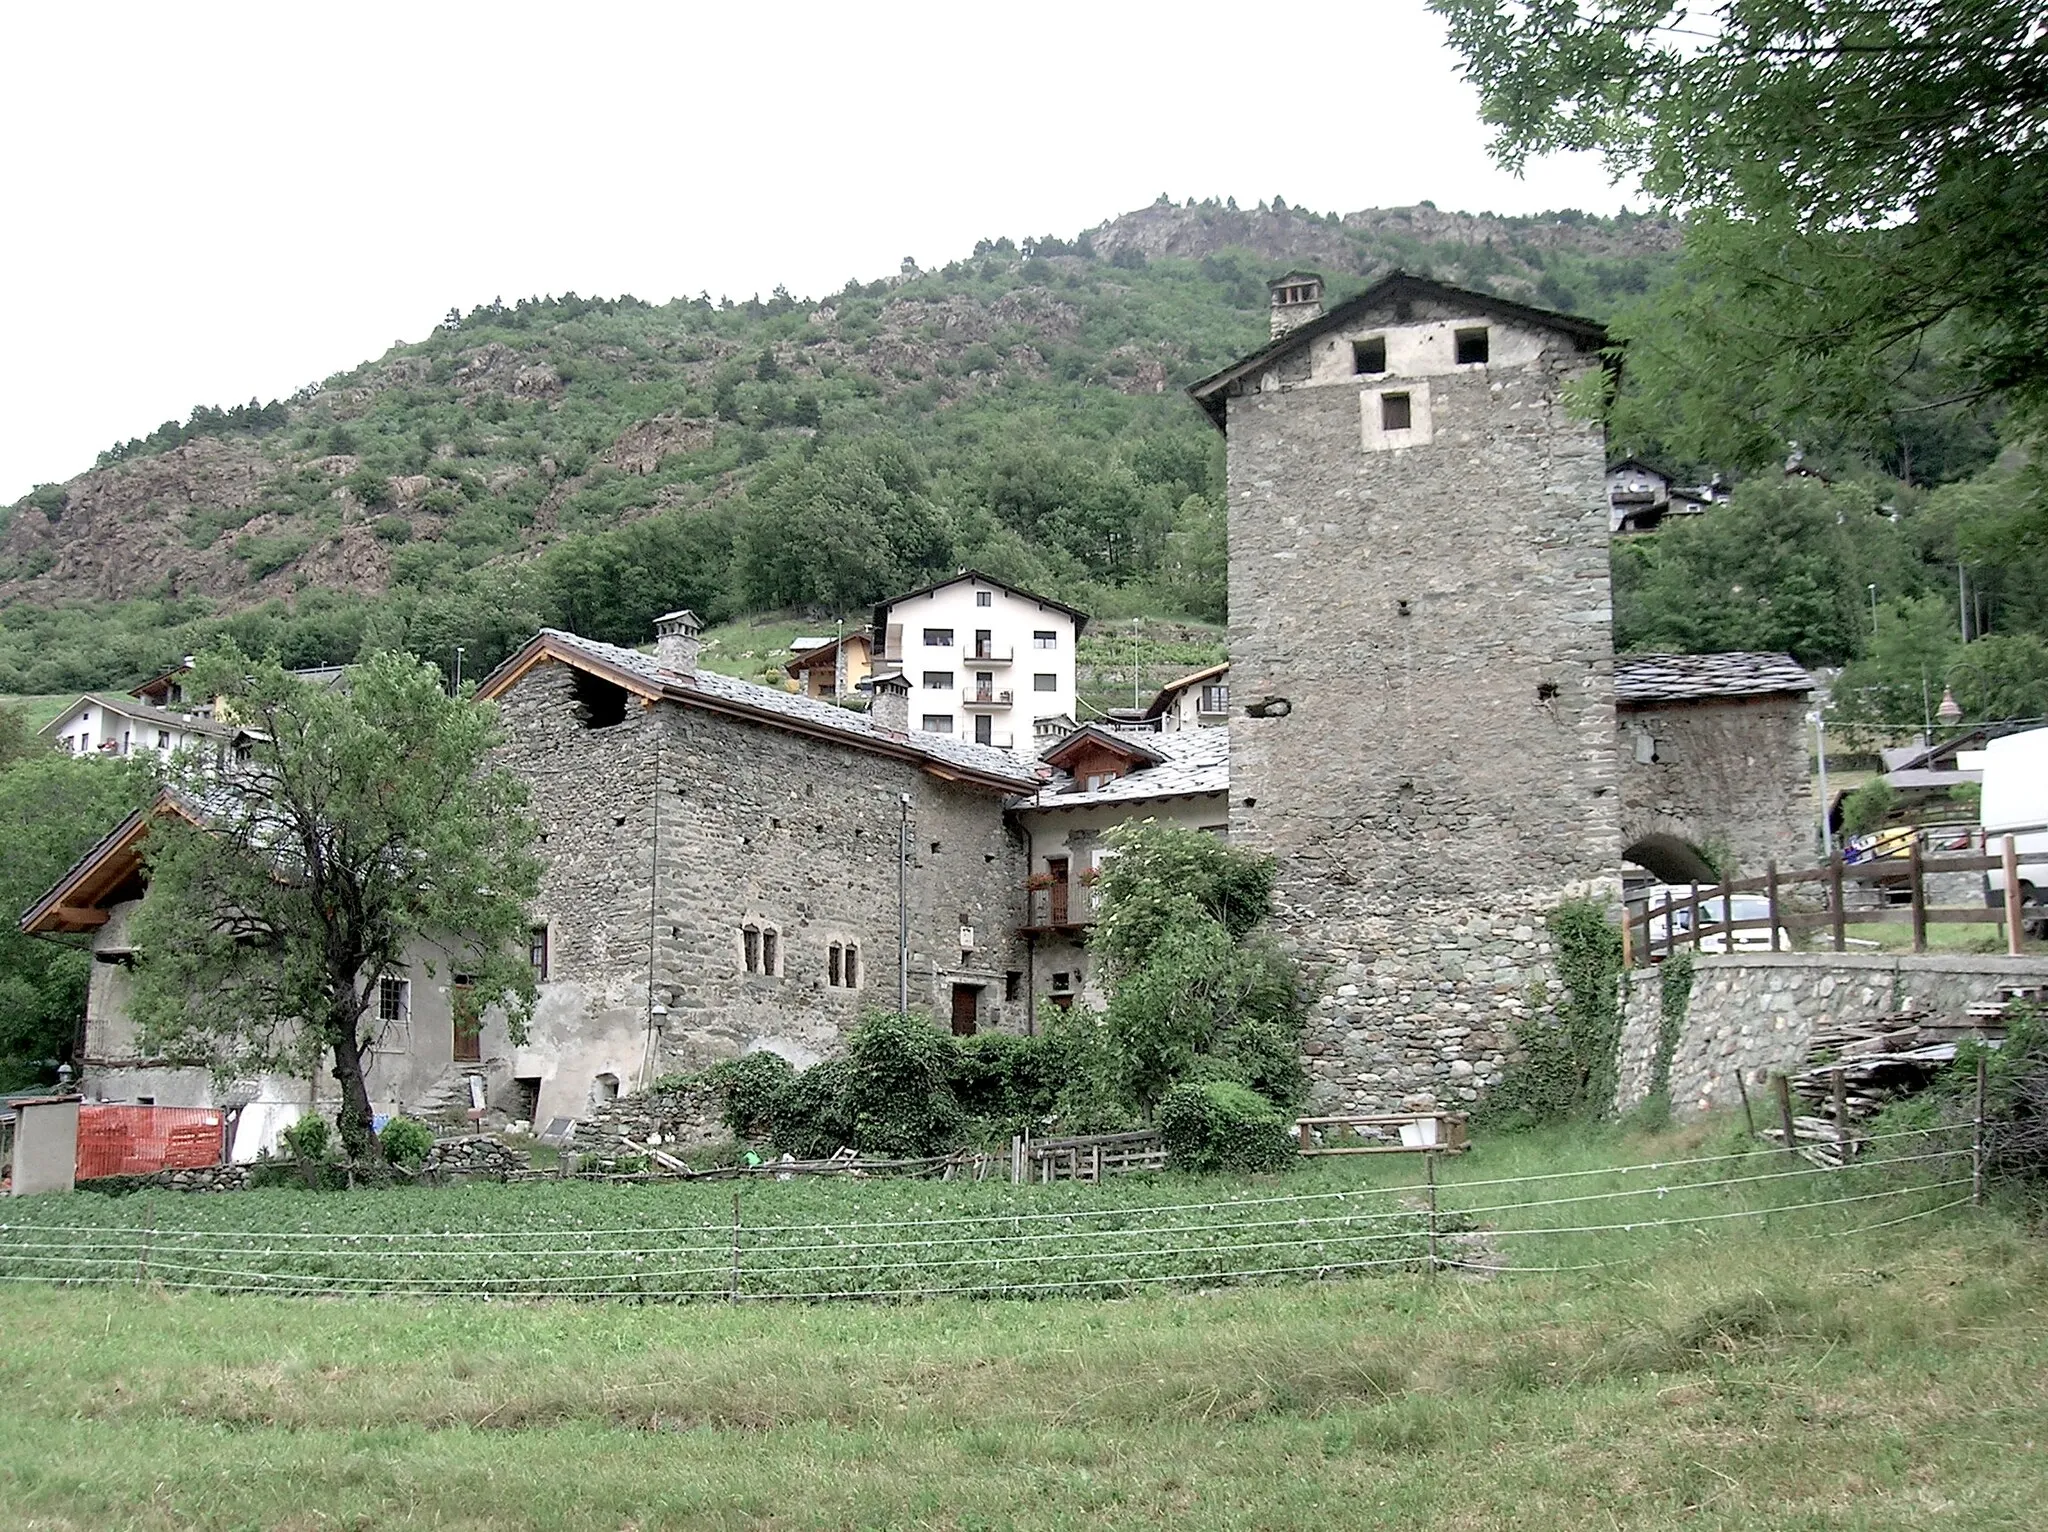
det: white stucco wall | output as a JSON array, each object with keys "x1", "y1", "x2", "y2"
[{"x1": 882, "y1": 579, "x2": 1078, "y2": 745}]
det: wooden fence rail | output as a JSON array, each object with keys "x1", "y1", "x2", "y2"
[{"x1": 1624, "y1": 832, "x2": 2046, "y2": 967}]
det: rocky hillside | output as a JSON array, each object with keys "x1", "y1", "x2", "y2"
[{"x1": 0, "y1": 198, "x2": 1680, "y2": 694}]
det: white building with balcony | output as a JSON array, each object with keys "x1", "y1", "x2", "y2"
[
  {"x1": 1142, "y1": 661, "x2": 1231, "y2": 731},
  {"x1": 871, "y1": 571, "x2": 1087, "y2": 749}
]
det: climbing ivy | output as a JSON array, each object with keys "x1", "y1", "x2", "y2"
[
  {"x1": 1649, "y1": 951, "x2": 1695, "y2": 1106},
  {"x1": 1487, "y1": 898, "x2": 1625, "y2": 1123}
]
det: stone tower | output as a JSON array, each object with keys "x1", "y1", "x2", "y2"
[{"x1": 1188, "y1": 272, "x2": 1620, "y2": 1114}]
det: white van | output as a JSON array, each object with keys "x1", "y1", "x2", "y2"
[{"x1": 1980, "y1": 726, "x2": 2048, "y2": 934}]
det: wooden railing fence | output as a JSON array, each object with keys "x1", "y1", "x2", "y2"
[{"x1": 1624, "y1": 831, "x2": 2047, "y2": 968}]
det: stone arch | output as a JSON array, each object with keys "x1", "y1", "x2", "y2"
[{"x1": 1623, "y1": 832, "x2": 1717, "y2": 886}]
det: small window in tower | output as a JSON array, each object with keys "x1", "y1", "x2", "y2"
[
  {"x1": 1381, "y1": 392, "x2": 1413, "y2": 431},
  {"x1": 1353, "y1": 337, "x2": 1386, "y2": 374},
  {"x1": 762, "y1": 928, "x2": 779, "y2": 976},
  {"x1": 1455, "y1": 327, "x2": 1489, "y2": 364}
]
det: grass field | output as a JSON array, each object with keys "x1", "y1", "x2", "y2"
[
  {"x1": 0, "y1": 692, "x2": 75, "y2": 730},
  {"x1": 3, "y1": 1121, "x2": 2040, "y2": 1529}
]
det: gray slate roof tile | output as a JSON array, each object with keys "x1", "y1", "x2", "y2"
[
  {"x1": 1014, "y1": 727, "x2": 1230, "y2": 811},
  {"x1": 1614, "y1": 653, "x2": 1813, "y2": 704}
]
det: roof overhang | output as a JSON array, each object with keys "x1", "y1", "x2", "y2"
[
  {"x1": 871, "y1": 569, "x2": 1092, "y2": 639},
  {"x1": 19, "y1": 790, "x2": 202, "y2": 935},
  {"x1": 1186, "y1": 270, "x2": 1610, "y2": 431},
  {"x1": 1038, "y1": 723, "x2": 1167, "y2": 774}
]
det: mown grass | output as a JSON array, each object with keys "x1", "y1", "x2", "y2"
[
  {"x1": 1, "y1": 1121, "x2": 2037, "y2": 1528},
  {"x1": 0, "y1": 692, "x2": 75, "y2": 730}
]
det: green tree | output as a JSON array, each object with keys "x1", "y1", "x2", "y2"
[
  {"x1": 1092, "y1": 822, "x2": 1306, "y2": 1116},
  {"x1": 1435, "y1": 0, "x2": 2048, "y2": 463},
  {"x1": 128, "y1": 646, "x2": 541, "y2": 1159},
  {"x1": 0, "y1": 705, "x2": 43, "y2": 770},
  {"x1": 0, "y1": 755, "x2": 157, "y2": 1087}
]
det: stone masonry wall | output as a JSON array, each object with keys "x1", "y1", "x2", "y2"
[
  {"x1": 492, "y1": 661, "x2": 1030, "y2": 1123},
  {"x1": 1619, "y1": 694, "x2": 1814, "y2": 880},
  {"x1": 1615, "y1": 952, "x2": 2048, "y2": 1115},
  {"x1": 1226, "y1": 299, "x2": 1618, "y2": 1113}
]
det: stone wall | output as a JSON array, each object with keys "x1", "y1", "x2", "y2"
[
  {"x1": 492, "y1": 662, "x2": 1031, "y2": 1123},
  {"x1": 1615, "y1": 951, "x2": 2048, "y2": 1115},
  {"x1": 1618, "y1": 693, "x2": 1813, "y2": 880},
  {"x1": 1225, "y1": 297, "x2": 1617, "y2": 1113},
  {"x1": 579, "y1": 1081, "x2": 726, "y2": 1153},
  {"x1": 78, "y1": 1163, "x2": 252, "y2": 1195}
]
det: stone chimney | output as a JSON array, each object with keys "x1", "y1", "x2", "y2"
[
  {"x1": 1268, "y1": 271, "x2": 1324, "y2": 339},
  {"x1": 654, "y1": 609, "x2": 702, "y2": 673},
  {"x1": 870, "y1": 671, "x2": 911, "y2": 732}
]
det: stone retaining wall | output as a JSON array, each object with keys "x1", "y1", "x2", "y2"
[
  {"x1": 77, "y1": 1163, "x2": 252, "y2": 1195},
  {"x1": 579, "y1": 1082, "x2": 725, "y2": 1153},
  {"x1": 1615, "y1": 952, "x2": 2048, "y2": 1116}
]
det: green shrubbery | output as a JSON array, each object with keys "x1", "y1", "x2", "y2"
[
  {"x1": 378, "y1": 1116, "x2": 434, "y2": 1168},
  {"x1": 1156, "y1": 1081, "x2": 1296, "y2": 1173},
  {"x1": 1488, "y1": 898, "x2": 1626, "y2": 1125}
]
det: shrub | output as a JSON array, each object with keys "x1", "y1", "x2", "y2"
[
  {"x1": 845, "y1": 1010, "x2": 962, "y2": 1156},
  {"x1": 372, "y1": 515, "x2": 413, "y2": 544},
  {"x1": 772, "y1": 1058, "x2": 856, "y2": 1160},
  {"x1": 378, "y1": 1115, "x2": 434, "y2": 1168},
  {"x1": 700, "y1": 1050, "x2": 796, "y2": 1140},
  {"x1": 1156, "y1": 1081, "x2": 1296, "y2": 1174},
  {"x1": 281, "y1": 1113, "x2": 331, "y2": 1162},
  {"x1": 345, "y1": 467, "x2": 393, "y2": 507},
  {"x1": 952, "y1": 1030, "x2": 1062, "y2": 1131},
  {"x1": 1841, "y1": 778, "x2": 1898, "y2": 836}
]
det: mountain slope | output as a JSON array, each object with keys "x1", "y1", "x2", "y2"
[{"x1": 0, "y1": 199, "x2": 1680, "y2": 694}]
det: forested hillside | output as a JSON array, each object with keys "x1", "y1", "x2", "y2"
[{"x1": 0, "y1": 199, "x2": 1680, "y2": 695}]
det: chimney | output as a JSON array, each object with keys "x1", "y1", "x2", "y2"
[
  {"x1": 654, "y1": 609, "x2": 702, "y2": 673},
  {"x1": 1268, "y1": 271, "x2": 1324, "y2": 339},
  {"x1": 870, "y1": 671, "x2": 911, "y2": 732}
]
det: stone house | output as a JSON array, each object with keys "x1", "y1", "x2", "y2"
[
  {"x1": 1142, "y1": 661, "x2": 1231, "y2": 732},
  {"x1": 871, "y1": 570, "x2": 1088, "y2": 748},
  {"x1": 1189, "y1": 269, "x2": 1621, "y2": 1114},
  {"x1": 16, "y1": 792, "x2": 496, "y2": 1155},
  {"x1": 1614, "y1": 652, "x2": 1816, "y2": 887},
  {"x1": 473, "y1": 610, "x2": 1042, "y2": 1120},
  {"x1": 1009, "y1": 725, "x2": 1231, "y2": 1011}
]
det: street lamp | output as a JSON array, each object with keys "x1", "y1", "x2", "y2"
[{"x1": 1867, "y1": 585, "x2": 1878, "y2": 636}]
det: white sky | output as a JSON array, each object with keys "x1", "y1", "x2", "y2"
[{"x1": 0, "y1": 0, "x2": 1632, "y2": 504}]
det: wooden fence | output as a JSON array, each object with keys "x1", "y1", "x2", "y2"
[
  {"x1": 1012, "y1": 1130, "x2": 1166, "y2": 1183},
  {"x1": 1625, "y1": 831, "x2": 2047, "y2": 967}
]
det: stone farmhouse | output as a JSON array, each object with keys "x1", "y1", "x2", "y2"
[{"x1": 870, "y1": 570, "x2": 1088, "y2": 748}]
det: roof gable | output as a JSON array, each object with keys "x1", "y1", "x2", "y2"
[
  {"x1": 1039, "y1": 723, "x2": 1165, "y2": 774},
  {"x1": 871, "y1": 569, "x2": 1091, "y2": 637},
  {"x1": 1614, "y1": 652, "x2": 1814, "y2": 705},
  {"x1": 1186, "y1": 270, "x2": 1609, "y2": 429},
  {"x1": 19, "y1": 790, "x2": 201, "y2": 934}
]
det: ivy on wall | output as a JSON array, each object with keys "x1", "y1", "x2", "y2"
[
  {"x1": 1649, "y1": 951, "x2": 1695, "y2": 1106},
  {"x1": 1487, "y1": 898, "x2": 1625, "y2": 1122}
]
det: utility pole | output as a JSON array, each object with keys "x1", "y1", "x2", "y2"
[
  {"x1": 1131, "y1": 618, "x2": 1141, "y2": 710},
  {"x1": 452, "y1": 646, "x2": 465, "y2": 696},
  {"x1": 1812, "y1": 711, "x2": 1833, "y2": 858},
  {"x1": 897, "y1": 792, "x2": 911, "y2": 1018},
  {"x1": 1868, "y1": 584, "x2": 1878, "y2": 637}
]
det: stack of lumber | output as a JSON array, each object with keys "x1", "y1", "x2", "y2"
[{"x1": 1780, "y1": 1003, "x2": 2007, "y2": 1152}]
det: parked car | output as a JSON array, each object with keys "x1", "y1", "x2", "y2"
[{"x1": 1643, "y1": 889, "x2": 1795, "y2": 954}]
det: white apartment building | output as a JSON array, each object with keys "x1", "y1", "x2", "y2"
[
  {"x1": 871, "y1": 571, "x2": 1088, "y2": 749},
  {"x1": 40, "y1": 694, "x2": 233, "y2": 761}
]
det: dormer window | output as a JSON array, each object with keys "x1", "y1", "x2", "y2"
[
  {"x1": 1353, "y1": 337, "x2": 1386, "y2": 375},
  {"x1": 1455, "y1": 327, "x2": 1489, "y2": 365},
  {"x1": 1277, "y1": 284, "x2": 1316, "y2": 305}
]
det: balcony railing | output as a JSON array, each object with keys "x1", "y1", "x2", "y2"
[
  {"x1": 968, "y1": 646, "x2": 1014, "y2": 664},
  {"x1": 964, "y1": 689, "x2": 1014, "y2": 710}
]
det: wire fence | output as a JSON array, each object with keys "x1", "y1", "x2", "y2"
[{"x1": 0, "y1": 1123, "x2": 1977, "y2": 1302}]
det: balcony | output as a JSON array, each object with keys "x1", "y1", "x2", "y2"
[
  {"x1": 963, "y1": 689, "x2": 1014, "y2": 711},
  {"x1": 968, "y1": 645, "x2": 1014, "y2": 664}
]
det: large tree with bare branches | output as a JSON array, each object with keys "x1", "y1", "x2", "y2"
[{"x1": 129, "y1": 646, "x2": 540, "y2": 1159}]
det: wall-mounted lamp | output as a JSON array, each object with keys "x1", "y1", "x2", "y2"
[{"x1": 648, "y1": 1002, "x2": 669, "y2": 1033}]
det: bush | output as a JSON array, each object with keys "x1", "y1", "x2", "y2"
[
  {"x1": 1841, "y1": 778, "x2": 1898, "y2": 836},
  {"x1": 281, "y1": 1113, "x2": 331, "y2": 1162},
  {"x1": 771, "y1": 1058, "x2": 856, "y2": 1160},
  {"x1": 952, "y1": 1030, "x2": 1062, "y2": 1131},
  {"x1": 1156, "y1": 1081, "x2": 1296, "y2": 1174},
  {"x1": 700, "y1": 1050, "x2": 796, "y2": 1140},
  {"x1": 372, "y1": 515, "x2": 413, "y2": 544},
  {"x1": 845, "y1": 1010, "x2": 963, "y2": 1156},
  {"x1": 379, "y1": 1115, "x2": 434, "y2": 1168}
]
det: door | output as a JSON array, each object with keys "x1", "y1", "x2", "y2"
[
  {"x1": 974, "y1": 714, "x2": 993, "y2": 745},
  {"x1": 950, "y1": 983, "x2": 979, "y2": 1036},
  {"x1": 1046, "y1": 857, "x2": 1070, "y2": 926},
  {"x1": 452, "y1": 976, "x2": 481, "y2": 1062}
]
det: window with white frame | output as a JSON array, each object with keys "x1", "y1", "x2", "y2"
[
  {"x1": 1033, "y1": 630, "x2": 1057, "y2": 649},
  {"x1": 922, "y1": 714, "x2": 954, "y2": 734},
  {"x1": 923, "y1": 628, "x2": 954, "y2": 647}
]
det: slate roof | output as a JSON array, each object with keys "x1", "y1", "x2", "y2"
[
  {"x1": 871, "y1": 569, "x2": 1091, "y2": 638},
  {"x1": 490, "y1": 629, "x2": 1043, "y2": 791},
  {"x1": 1144, "y1": 661, "x2": 1230, "y2": 720},
  {"x1": 1614, "y1": 653, "x2": 1814, "y2": 704},
  {"x1": 1187, "y1": 271, "x2": 1610, "y2": 429},
  {"x1": 38, "y1": 693, "x2": 234, "y2": 739},
  {"x1": 1014, "y1": 727, "x2": 1229, "y2": 812}
]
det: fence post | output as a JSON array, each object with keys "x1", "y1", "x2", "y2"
[
  {"x1": 138, "y1": 1204, "x2": 154, "y2": 1287},
  {"x1": 1620, "y1": 906, "x2": 1634, "y2": 969},
  {"x1": 1772, "y1": 1073, "x2": 1798, "y2": 1162},
  {"x1": 1735, "y1": 1070, "x2": 1757, "y2": 1137},
  {"x1": 1688, "y1": 882, "x2": 1702, "y2": 954},
  {"x1": 2004, "y1": 835, "x2": 2023, "y2": 957},
  {"x1": 1908, "y1": 836, "x2": 1927, "y2": 953},
  {"x1": 729, "y1": 1189, "x2": 741, "y2": 1302},
  {"x1": 1767, "y1": 861, "x2": 1782, "y2": 953},
  {"x1": 1829, "y1": 853, "x2": 1847, "y2": 953},
  {"x1": 1831, "y1": 1067, "x2": 1849, "y2": 1158},
  {"x1": 1424, "y1": 1150, "x2": 1440, "y2": 1275},
  {"x1": 1972, "y1": 1052, "x2": 1988, "y2": 1208}
]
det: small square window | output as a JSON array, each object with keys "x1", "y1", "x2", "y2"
[
  {"x1": 377, "y1": 975, "x2": 409, "y2": 1024},
  {"x1": 1051, "y1": 971, "x2": 1071, "y2": 992},
  {"x1": 1353, "y1": 337, "x2": 1386, "y2": 374},
  {"x1": 922, "y1": 714, "x2": 954, "y2": 734},
  {"x1": 923, "y1": 628, "x2": 954, "y2": 647},
  {"x1": 1033, "y1": 673, "x2": 1057, "y2": 692},
  {"x1": 1033, "y1": 630, "x2": 1057, "y2": 649},
  {"x1": 922, "y1": 671, "x2": 953, "y2": 690},
  {"x1": 1455, "y1": 327, "x2": 1489, "y2": 365},
  {"x1": 975, "y1": 590, "x2": 992, "y2": 607},
  {"x1": 1381, "y1": 392, "x2": 1413, "y2": 431}
]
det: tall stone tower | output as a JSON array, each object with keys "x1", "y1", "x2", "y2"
[{"x1": 1189, "y1": 271, "x2": 1620, "y2": 1114}]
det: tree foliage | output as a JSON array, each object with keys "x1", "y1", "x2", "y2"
[{"x1": 127, "y1": 646, "x2": 541, "y2": 1158}]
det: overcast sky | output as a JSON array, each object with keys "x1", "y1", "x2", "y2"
[{"x1": 0, "y1": 0, "x2": 1633, "y2": 504}]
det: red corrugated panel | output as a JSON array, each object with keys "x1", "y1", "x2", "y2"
[{"x1": 75, "y1": 1105, "x2": 225, "y2": 1180}]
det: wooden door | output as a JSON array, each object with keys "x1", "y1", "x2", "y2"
[
  {"x1": 950, "y1": 984, "x2": 979, "y2": 1036},
  {"x1": 1046, "y1": 857, "x2": 1070, "y2": 926},
  {"x1": 452, "y1": 977, "x2": 481, "y2": 1062}
]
